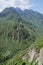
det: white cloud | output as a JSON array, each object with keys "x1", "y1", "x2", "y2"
[{"x1": 0, "y1": 0, "x2": 32, "y2": 12}]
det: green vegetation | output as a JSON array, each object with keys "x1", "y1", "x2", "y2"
[
  {"x1": 0, "y1": 7, "x2": 43, "y2": 65},
  {"x1": 30, "y1": 36, "x2": 43, "y2": 52}
]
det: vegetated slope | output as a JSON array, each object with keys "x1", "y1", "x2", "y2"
[
  {"x1": 30, "y1": 36, "x2": 43, "y2": 52},
  {"x1": 0, "y1": 7, "x2": 37, "y2": 64},
  {"x1": 0, "y1": 7, "x2": 43, "y2": 34},
  {"x1": 5, "y1": 36, "x2": 43, "y2": 65},
  {"x1": 0, "y1": 7, "x2": 43, "y2": 65},
  {"x1": 21, "y1": 9, "x2": 43, "y2": 35}
]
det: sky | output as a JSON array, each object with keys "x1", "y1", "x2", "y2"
[{"x1": 0, "y1": 0, "x2": 43, "y2": 14}]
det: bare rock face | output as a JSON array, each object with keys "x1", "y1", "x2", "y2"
[
  {"x1": 28, "y1": 48, "x2": 43, "y2": 65},
  {"x1": 39, "y1": 48, "x2": 43, "y2": 65},
  {"x1": 28, "y1": 49, "x2": 36, "y2": 62},
  {"x1": 22, "y1": 54, "x2": 26, "y2": 61},
  {"x1": 20, "y1": 48, "x2": 43, "y2": 65}
]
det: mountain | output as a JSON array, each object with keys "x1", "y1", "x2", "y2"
[
  {"x1": 0, "y1": 7, "x2": 37, "y2": 63},
  {"x1": 0, "y1": 7, "x2": 22, "y2": 18},
  {"x1": 21, "y1": 9, "x2": 43, "y2": 35},
  {"x1": 0, "y1": 7, "x2": 43, "y2": 34},
  {"x1": 0, "y1": 7, "x2": 43, "y2": 65}
]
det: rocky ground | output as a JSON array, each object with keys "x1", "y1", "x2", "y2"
[{"x1": 21, "y1": 48, "x2": 43, "y2": 65}]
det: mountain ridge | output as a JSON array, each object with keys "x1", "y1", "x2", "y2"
[{"x1": 0, "y1": 7, "x2": 43, "y2": 65}]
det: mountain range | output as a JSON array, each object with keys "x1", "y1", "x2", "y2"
[{"x1": 0, "y1": 7, "x2": 43, "y2": 65}]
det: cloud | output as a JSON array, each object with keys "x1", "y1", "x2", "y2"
[{"x1": 0, "y1": 0, "x2": 32, "y2": 12}]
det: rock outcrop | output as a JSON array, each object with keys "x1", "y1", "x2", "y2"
[
  {"x1": 28, "y1": 49, "x2": 36, "y2": 62},
  {"x1": 21, "y1": 48, "x2": 43, "y2": 65},
  {"x1": 39, "y1": 48, "x2": 43, "y2": 65}
]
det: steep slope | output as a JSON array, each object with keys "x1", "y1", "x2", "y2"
[
  {"x1": 0, "y1": 7, "x2": 37, "y2": 64},
  {"x1": 20, "y1": 9, "x2": 43, "y2": 35},
  {"x1": 0, "y1": 7, "x2": 43, "y2": 65},
  {"x1": 30, "y1": 36, "x2": 43, "y2": 52},
  {"x1": 0, "y1": 7, "x2": 43, "y2": 35},
  {"x1": 5, "y1": 36, "x2": 43, "y2": 65}
]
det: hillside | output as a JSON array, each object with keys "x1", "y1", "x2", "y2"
[
  {"x1": 5, "y1": 36, "x2": 43, "y2": 65},
  {"x1": 0, "y1": 7, "x2": 43, "y2": 65},
  {"x1": 0, "y1": 7, "x2": 43, "y2": 34}
]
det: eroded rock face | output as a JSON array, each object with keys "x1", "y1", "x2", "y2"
[
  {"x1": 39, "y1": 48, "x2": 43, "y2": 65},
  {"x1": 28, "y1": 49, "x2": 37, "y2": 62},
  {"x1": 21, "y1": 48, "x2": 43, "y2": 65},
  {"x1": 28, "y1": 48, "x2": 43, "y2": 65}
]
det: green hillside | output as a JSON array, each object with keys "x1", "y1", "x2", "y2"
[
  {"x1": 0, "y1": 7, "x2": 43, "y2": 65},
  {"x1": 21, "y1": 9, "x2": 43, "y2": 35},
  {"x1": 4, "y1": 36, "x2": 43, "y2": 65},
  {"x1": 30, "y1": 36, "x2": 43, "y2": 52}
]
